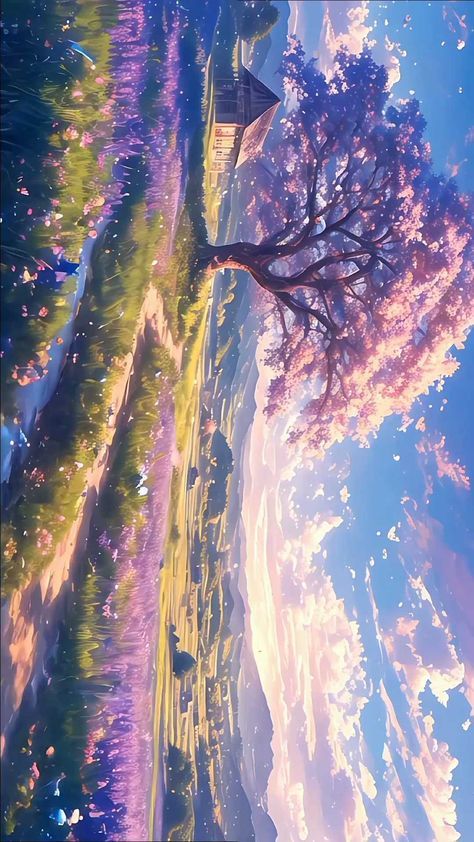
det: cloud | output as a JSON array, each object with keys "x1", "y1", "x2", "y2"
[
  {"x1": 282, "y1": 516, "x2": 343, "y2": 565},
  {"x1": 288, "y1": 782, "x2": 309, "y2": 841},
  {"x1": 411, "y1": 720, "x2": 460, "y2": 841},
  {"x1": 442, "y1": 4, "x2": 469, "y2": 51},
  {"x1": 318, "y1": 1, "x2": 403, "y2": 90},
  {"x1": 402, "y1": 508, "x2": 474, "y2": 713},
  {"x1": 396, "y1": 616, "x2": 418, "y2": 637},
  {"x1": 433, "y1": 445, "x2": 470, "y2": 490},
  {"x1": 379, "y1": 679, "x2": 461, "y2": 841},
  {"x1": 379, "y1": 682, "x2": 410, "y2": 764},
  {"x1": 380, "y1": 740, "x2": 408, "y2": 840},
  {"x1": 383, "y1": 34, "x2": 405, "y2": 88},
  {"x1": 321, "y1": 1, "x2": 373, "y2": 62},
  {"x1": 386, "y1": 603, "x2": 465, "y2": 709},
  {"x1": 238, "y1": 336, "x2": 373, "y2": 841},
  {"x1": 368, "y1": 531, "x2": 464, "y2": 842},
  {"x1": 358, "y1": 762, "x2": 377, "y2": 800},
  {"x1": 388, "y1": 524, "x2": 401, "y2": 542},
  {"x1": 447, "y1": 158, "x2": 468, "y2": 179},
  {"x1": 385, "y1": 791, "x2": 407, "y2": 841},
  {"x1": 372, "y1": 497, "x2": 474, "y2": 840},
  {"x1": 416, "y1": 433, "x2": 471, "y2": 491},
  {"x1": 340, "y1": 484, "x2": 350, "y2": 504}
]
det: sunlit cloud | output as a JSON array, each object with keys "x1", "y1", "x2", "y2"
[
  {"x1": 317, "y1": 1, "x2": 402, "y2": 90},
  {"x1": 416, "y1": 433, "x2": 471, "y2": 490},
  {"x1": 320, "y1": 1, "x2": 373, "y2": 64},
  {"x1": 402, "y1": 508, "x2": 474, "y2": 713},
  {"x1": 238, "y1": 335, "x2": 374, "y2": 841}
]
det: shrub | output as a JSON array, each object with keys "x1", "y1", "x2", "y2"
[{"x1": 234, "y1": 1, "x2": 279, "y2": 43}]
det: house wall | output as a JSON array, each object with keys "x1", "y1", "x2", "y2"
[{"x1": 210, "y1": 121, "x2": 243, "y2": 172}]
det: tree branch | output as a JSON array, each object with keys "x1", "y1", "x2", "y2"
[{"x1": 274, "y1": 290, "x2": 334, "y2": 333}]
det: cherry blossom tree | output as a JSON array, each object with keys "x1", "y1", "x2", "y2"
[{"x1": 201, "y1": 44, "x2": 474, "y2": 455}]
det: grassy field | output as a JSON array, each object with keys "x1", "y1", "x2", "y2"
[
  {"x1": 150, "y1": 252, "x2": 256, "y2": 840},
  {"x1": 4, "y1": 1, "x2": 257, "y2": 838},
  {"x1": 2, "y1": 204, "x2": 174, "y2": 590},
  {"x1": 148, "y1": 5, "x2": 255, "y2": 838},
  {"x1": 1, "y1": 3, "x2": 212, "y2": 592},
  {"x1": 2, "y1": 341, "x2": 178, "y2": 841},
  {"x1": 1, "y1": 0, "x2": 117, "y2": 410}
]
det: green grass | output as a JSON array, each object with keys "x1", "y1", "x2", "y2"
[
  {"x1": 174, "y1": 279, "x2": 211, "y2": 454},
  {"x1": 39, "y1": 2, "x2": 116, "y2": 259},
  {"x1": 2, "y1": 41, "x2": 212, "y2": 591},
  {"x1": 1, "y1": 562, "x2": 111, "y2": 840},
  {"x1": 2, "y1": 168, "x2": 210, "y2": 593},
  {"x1": 99, "y1": 343, "x2": 178, "y2": 539},
  {"x1": 1, "y1": 0, "x2": 116, "y2": 400},
  {"x1": 149, "y1": 9, "x2": 248, "y2": 832},
  {"x1": 2, "y1": 193, "x2": 190, "y2": 591},
  {"x1": 2, "y1": 0, "x2": 210, "y2": 409}
]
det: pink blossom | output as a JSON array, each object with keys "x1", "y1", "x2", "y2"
[
  {"x1": 80, "y1": 131, "x2": 94, "y2": 148},
  {"x1": 63, "y1": 125, "x2": 79, "y2": 140}
]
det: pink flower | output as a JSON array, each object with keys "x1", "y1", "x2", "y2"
[
  {"x1": 80, "y1": 131, "x2": 93, "y2": 148},
  {"x1": 64, "y1": 125, "x2": 79, "y2": 141}
]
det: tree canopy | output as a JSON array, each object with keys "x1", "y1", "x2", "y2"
[
  {"x1": 234, "y1": 1, "x2": 280, "y2": 44},
  {"x1": 204, "y1": 41, "x2": 474, "y2": 456}
]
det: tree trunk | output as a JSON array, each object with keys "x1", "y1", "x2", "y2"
[
  {"x1": 201, "y1": 241, "x2": 261, "y2": 271},
  {"x1": 200, "y1": 241, "x2": 335, "y2": 332},
  {"x1": 200, "y1": 241, "x2": 295, "y2": 292}
]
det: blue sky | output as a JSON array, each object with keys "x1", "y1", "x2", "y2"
[{"x1": 367, "y1": 0, "x2": 474, "y2": 193}]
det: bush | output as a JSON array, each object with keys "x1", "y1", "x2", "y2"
[
  {"x1": 234, "y1": 1, "x2": 279, "y2": 43},
  {"x1": 163, "y1": 746, "x2": 194, "y2": 840},
  {"x1": 172, "y1": 649, "x2": 197, "y2": 678}
]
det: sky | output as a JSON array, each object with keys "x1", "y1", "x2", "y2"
[{"x1": 236, "y1": 3, "x2": 474, "y2": 841}]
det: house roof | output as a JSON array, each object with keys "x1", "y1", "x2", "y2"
[
  {"x1": 236, "y1": 101, "x2": 280, "y2": 167},
  {"x1": 213, "y1": 68, "x2": 281, "y2": 169},
  {"x1": 241, "y1": 68, "x2": 280, "y2": 121},
  {"x1": 235, "y1": 68, "x2": 280, "y2": 167}
]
